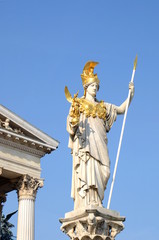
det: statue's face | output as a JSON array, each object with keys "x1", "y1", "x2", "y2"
[{"x1": 86, "y1": 82, "x2": 98, "y2": 97}]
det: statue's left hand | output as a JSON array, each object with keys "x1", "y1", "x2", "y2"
[{"x1": 129, "y1": 82, "x2": 135, "y2": 97}]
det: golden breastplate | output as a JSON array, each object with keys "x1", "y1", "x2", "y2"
[
  {"x1": 79, "y1": 99, "x2": 106, "y2": 120},
  {"x1": 65, "y1": 86, "x2": 107, "y2": 124}
]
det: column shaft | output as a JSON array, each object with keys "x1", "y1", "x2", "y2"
[
  {"x1": 17, "y1": 198, "x2": 35, "y2": 240},
  {"x1": 16, "y1": 175, "x2": 43, "y2": 240}
]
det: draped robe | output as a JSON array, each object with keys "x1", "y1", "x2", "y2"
[{"x1": 67, "y1": 101, "x2": 117, "y2": 209}]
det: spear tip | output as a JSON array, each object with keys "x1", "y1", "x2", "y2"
[{"x1": 133, "y1": 55, "x2": 138, "y2": 70}]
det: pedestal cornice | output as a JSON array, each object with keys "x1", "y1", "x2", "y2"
[{"x1": 60, "y1": 206, "x2": 125, "y2": 240}]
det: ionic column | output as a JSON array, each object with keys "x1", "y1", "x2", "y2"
[
  {"x1": 16, "y1": 175, "x2": 43, "y2": 240},
  {"x1": 0, "y1": 194, "x2": 7, "y2": 238}
]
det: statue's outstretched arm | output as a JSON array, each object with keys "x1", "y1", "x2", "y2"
[{"x1": 116, "y1": 82, "x2": 134, "y2": 115}]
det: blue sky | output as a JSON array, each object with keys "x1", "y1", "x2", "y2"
[{"x1": 0, "y1": 1, "x2": 159, "y2": 239}]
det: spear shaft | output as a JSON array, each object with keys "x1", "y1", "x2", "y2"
[{"x1": 107, "y1": 56, "x2": 137, "y2": 209}]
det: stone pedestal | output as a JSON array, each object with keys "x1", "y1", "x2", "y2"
[
  {"x1": 16, "y1": 175, "x2": 43, "y2": 240},
  {"x1": 60, "y1": 206, "x2": 125, "y2": 240}
]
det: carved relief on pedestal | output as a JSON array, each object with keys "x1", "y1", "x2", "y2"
[{"x1": 16, "y1": 175, "x2": 44, "y2": 200}]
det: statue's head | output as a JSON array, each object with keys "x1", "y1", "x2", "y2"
[{"x1": 81, "y1": 61, "x2": 100, "y2": 95}]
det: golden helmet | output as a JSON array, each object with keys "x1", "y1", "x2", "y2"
[{"x1": 81, "y1": 61, "x2": 100, "y2": 88}]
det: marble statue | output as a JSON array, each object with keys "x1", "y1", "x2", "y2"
[{"x1": 65, "y1": 61, "x2": 134, "y2": 210}]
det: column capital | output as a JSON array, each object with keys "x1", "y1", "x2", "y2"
[{"x1": 16, "y1": 175, "x2": 44, "y2": 200}]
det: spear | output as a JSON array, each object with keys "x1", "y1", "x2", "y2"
[{"x1": 107, "y1": 55, "x2": 138, "y2": 209}]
